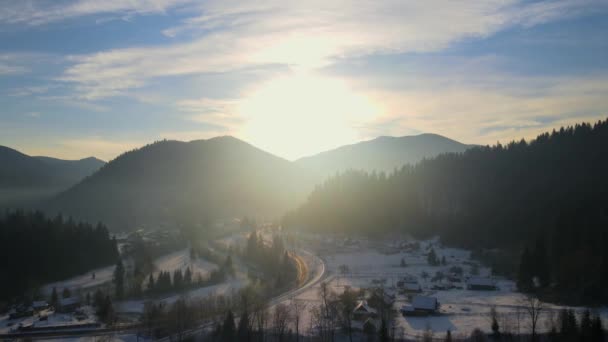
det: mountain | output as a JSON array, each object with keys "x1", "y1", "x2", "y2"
[
  {"x1": 0, "y1": 146, "x2": 105, "y2": 206},
  {"x1": 295, "y1": 133, "x2": 473, "y2": 176},
  {"x1": 50, "y1": 136, "x2": 314, "y2": 231}
]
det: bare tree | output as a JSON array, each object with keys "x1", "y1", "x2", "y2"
[
  {"x1": 337, "y1": 287, "x2": 357, "y2": 342},
  {"x1": 291, "y1": 299, "x2": 307, "y2": 342},
  {"x1": 317, "y1": 281, "x2": 338, "y2": 342},
  {"x1": 522, "y1": 296, "x2": 544, "y2": 341},
  {"x1": 273, "y1": 303, "x2": 292, "y2": 342},
  {"x1": 253, "y1": 301, "x2": 269, "y2": 342}
]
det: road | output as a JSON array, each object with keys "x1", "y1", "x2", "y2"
[{"x1": 156, "y1": 248, "x2": 326, "y2": 342}]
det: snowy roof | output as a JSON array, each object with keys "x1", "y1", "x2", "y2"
[
  {"x1": 32, "y1": 301, "x2": 48, "y2": 308},
  {"x1": 411, "y1": 295, "x2": 438, "y2": 310},
  {"x1": 353, "y1": 301, "x2": 377, "y2": 314},
  {"x1": 467, "y1": 277, "x2": 495, "y2": 287}
]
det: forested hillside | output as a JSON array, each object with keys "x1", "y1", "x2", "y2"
[
  {"x1": 51, "y1": 136, "x2": 314, "y2": 231},
  {"x1": 284, "y1": 119, "x2": 608, "y2": 303},
  {"x1": 0, "y1": 211, "x2": 118, "y2": 301}
]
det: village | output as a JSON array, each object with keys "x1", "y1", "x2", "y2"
[
  {"x1": 1, "y1": 228, "x2": 606, "y2": 341},
  {"x1": 275, "y1": 234, "x2": 605, "y2": 340}
]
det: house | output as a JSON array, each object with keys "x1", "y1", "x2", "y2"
[
  {"x1": 353, "y1": 300, "x2": 377, "y2": 321},
  {"x1": 397, "y1": 276, "x2": 422, "y2": 293},
  {"x1": 8, "y1": 306, "x2": 33, "y2": 320},
  {"x1": 467, "y1": 277, "x2": 497, "y2": 290},
  {"x1": 401, "y1": 295, "x2": 440, "y2": 316},
  {"x1": 32, "y1": 301, "x2": 49, "y2": 312},
  {"x1": 352, "y1": 317, "x2": 378, "y2": 332},
  {"x1": 58, "y1": 296, "x2": 81, "y2": 313}
]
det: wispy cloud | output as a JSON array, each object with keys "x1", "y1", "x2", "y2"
[
  {"x1": 357, "y1": 71, "x2": 608, "y2": 146},
  {"x1": 58, "y1": 0, "x2": 607, "y2": 100},
  {"x1": 0, "y1": 0, "x2": 193, "y2": 26},
  {"x1": 0, "y1": 54, "x2": 31, "y2": 75},
  {"x1": 176, "y1": 97, "x2": 244, "y2": 129}
]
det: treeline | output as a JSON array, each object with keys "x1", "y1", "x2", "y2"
[
  {"x1": 146, "y1": 255, "x2": 234, "y2": 296},
  {"x1": 0, "y1": 210, "x2": 118, "y2": 301},
  {"x1": 284, "y1": 118, "x2": 608, "y2": 303},
  {"x1": 245, "y1": 231, "x2": 298, "y2": 289}
]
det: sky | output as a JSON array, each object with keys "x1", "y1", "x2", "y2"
[{"x1": 1, "y1": 0, "x2": 608, "y2": 161}]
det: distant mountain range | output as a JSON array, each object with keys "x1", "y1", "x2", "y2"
[
  {"x1": 2, "y1": 133, "x2": 472, "y2": 229},
  {"x1": 0, "y1": 146, "x2": 105, "y2": 207},
  {"x1": 295, "y1": 133, "x2": 473, "y2": 176}
]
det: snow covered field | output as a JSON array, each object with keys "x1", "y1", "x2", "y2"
[
  {"x1": 147, "y1": 248, "x2": 218, "y2": 283},
  {"x1": 116, "y1": 277, "x2": 248, "y2": 314},
  {"x1": 0, "y1": 307, "x2": 98, "y2": 334},
  {"x1": 42, "y1": 264, "x2": 115, "y2": 296},
  {"x1": 277, "y1": 237, "x2": 608, "y2": 339}
]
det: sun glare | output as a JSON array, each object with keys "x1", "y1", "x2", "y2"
[{"x1": 238, "y1": 73, "x2": 379, "y2": 160}]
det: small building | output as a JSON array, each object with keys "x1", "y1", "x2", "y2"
[
  {"x1": 32, "y1": 301, "x2": 49, "y2": 313},
  {"x1": 353, "y1": 317, "x2": 378, "y2": 332},
  {"x1": 398, "y1": 274, "x2": 422, "y2": 292},
  {"x1": 58, "y1": 296, "x2": 81, "y2": 313},
  {"x1": 8, "y1": 306, "x2": 33, "y2": 320},
  {"x1": 353, "y1": 300, "x2": 377, "y2": 321},
  {"x1": 401, "y1": 295, "x2": 439, "y2": 316},
  {"x1": 467, "y1": 277, "x2": 497, "y2": 290}
]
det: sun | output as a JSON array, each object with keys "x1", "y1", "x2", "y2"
[{"x1": 237, "y1": 72, "x2": 379, "y2": 160}]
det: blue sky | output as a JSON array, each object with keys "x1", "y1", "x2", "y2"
[{"x1": 1, "y1": 0, "x2": 608, "y2": 161}]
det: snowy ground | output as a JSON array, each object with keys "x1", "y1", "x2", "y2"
[
  {"x1": 42, "y1": 264, "x2": 116, "y2": 296},
  {"x1": 0, "y1": 306, "x2": 98, "y2": 334},
  {"x1": 118, "y1": 244, "x2": 249, "y2": 314},
  {"x1": 277, "y1": 236, "x2": 608, "y2": 340},
  {"x1": 116, "y1": 277, "x2": 248, "y2": 314}
]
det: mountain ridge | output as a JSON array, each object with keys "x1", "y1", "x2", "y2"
[{"x1": 295, "y1": 132, "x2": 473, "y2": 176}]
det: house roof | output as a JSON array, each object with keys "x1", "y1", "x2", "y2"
[
  {"x1": 411, "y1": 295, "x2": 438, "y2": 310},
  {"x1": 32, "y1": 301, "x2": 48, "y2": 308},
  {"x1": 353, "y1": 301, "x2": 377, "y2": 314}
]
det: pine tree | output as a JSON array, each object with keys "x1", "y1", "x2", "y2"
[
  {"x1": 237, "y1": 308, "x2": 250, "y2": 341},
  {"x1": 591, "y1": 313, "x2": 604, "y2": 342},
  {"x1": 50, "y1": 287, "x2": 58, "y2": 307},
  {"x1": 184, "y1": 267, "x2": 192, "y2": 286},
  {"x1": 517, "y1": 247, "x2": 533, "y2": 291},
  {"x1": 445, "y1": 329, "x2": 452, "y2": 342},
  {"x1": 378, "y1": 318, "x2": 389, "y2": 342},
  {"x1": 221, "y1": 310, "x2": 236, "y2": 342},
  {"x1": 113, "y1": 258, "x2": 125, "y2": 299},
  {"x1": 427, "y1": 248, "x2": 439, "y2": 266},
  {"x1": 532, "y1": 238, "x2": 550, "y2": 288},
  {"x1": 147, "y1": 274, "x2": 155, "y2": 292},
  {"x1": 491, "y1": 306, "x2": 500, "y2": 338},
  {"x1": 224, "y1": 255, "x2": 233, "y2": 275},
  {"x1": 580, "y1": 309, "x2": 593, "y2": 341},
  {"x1": 173, "y1": 269, "x2": 183, "y2": 289},
  {"x1": 247, "y1": 232, "x2": 258, "y2": 259}
]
